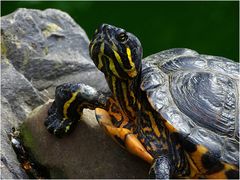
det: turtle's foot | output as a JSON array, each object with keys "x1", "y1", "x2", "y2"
[
  {"x1": 44, "y1": 83, "x2": 108, "y2": 138},
  {"x1": 44, "y1": 101, "x2": 79, "y2": 138},
  {"x1": 149, "y1": 156, "x2": 172, "y2": 179}
]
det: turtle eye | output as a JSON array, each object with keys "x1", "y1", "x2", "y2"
[{"x1": 116, "y1": 32, "x2": 128, "y2": 42}]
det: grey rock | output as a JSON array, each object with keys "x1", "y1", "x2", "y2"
[
  {"x1": 1, "y1": 8, "x2": 108, "y2": 179},
  {"x1": 1, "y1": 8, "x2": 108, "y2": 97},
  {"x1": 1, "y1": 61, "x2": 44, "y2": 121},
  {"x1": 1, "y1": 8, "x2": 148, "y2": 179},
  {"x1": 22, "y1": 101, "x2": 149, "y2": 178},
  {"x1": 1, "y1": 60, "x2": 43, "y2": 179},
  {"x1": 0, "y1": 96, "x2": 28, "y2": 179}
]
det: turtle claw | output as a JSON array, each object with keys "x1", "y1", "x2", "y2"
[{"x1": 44, "y1": 101, "x2": 78, "y2": 138}]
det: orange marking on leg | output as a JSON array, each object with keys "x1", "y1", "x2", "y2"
[
  {"x1": 101, "y1": 123, "x2": 153, "y2": 164},
  {"x1": 96, "y1": 108, "x2": 113, "y2": 125},
  {"x1": 125, "y1": 134, "x2": 154, "y2": 164},
  {"x1": 95, "y1": 107, "x2": 153, "y2": 164}
]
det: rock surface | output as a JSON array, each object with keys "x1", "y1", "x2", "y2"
[
  {"x1": 1, "y1": 8, "x2": 108, "y2": 97},
  {"x1": 23, "y1": 101, "x2": 149, "y2": 178},
  {"x1": 1, "y1": 8, "x2": 149, "y2": 179},
  {"x1": 1, "y1": 60, "x2": 43, "y2": 179}
]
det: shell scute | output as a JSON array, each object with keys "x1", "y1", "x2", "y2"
[
  {"x1": 141, "y1": 48, "x2": 239, "y2": 170},
  {"x1": 169, "y1": 70, "x2": 237, "y2": 137},
  {"x1": 202, "y1": 54, "x2": 239, "y2": 77},
  {"x1": 222, "y1": 138, "x2": 239, "y2": 165},
  {"x1": 161, "y1": 56, "x2": 207, "y2": 74}
]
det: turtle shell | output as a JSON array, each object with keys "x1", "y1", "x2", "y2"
[{"x1": 141, "y1": 48, "x2": 239, "y2": 171}]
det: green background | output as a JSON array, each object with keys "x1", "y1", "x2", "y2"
[{"x1": 2, "y1": 1, "x2": 239, "y2": 61}]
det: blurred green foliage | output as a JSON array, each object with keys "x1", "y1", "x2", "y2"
[{"x1": 2, "y1": 1, "x2": 239, "y2": 61}]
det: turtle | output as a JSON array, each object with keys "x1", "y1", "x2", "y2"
[{"x1": 44, "y1": 24, "x2": 239, "y2": 179}]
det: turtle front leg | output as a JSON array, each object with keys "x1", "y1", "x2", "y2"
[
  {"x1": 149, "y1": 156, "x2": 173, "y2": 179},
  {"x1": 44, "y1": 83, "x2": 109, "y2": 138}
]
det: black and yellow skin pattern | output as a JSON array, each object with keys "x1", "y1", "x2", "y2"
[{"x1": 45, "y1": 24, "x2": 239, "y2": 179}]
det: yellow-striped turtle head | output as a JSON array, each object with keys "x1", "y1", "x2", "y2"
[{"x1": 89, "y1": 24, "x2": 143, "y2": 80}]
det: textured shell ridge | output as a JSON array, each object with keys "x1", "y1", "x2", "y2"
[
  {"x1": 201, "y1": 54, "x2": 240, "y2": 78},
  {"x1": 141, "y1": 48, "x2": 239, "y2": 166}
]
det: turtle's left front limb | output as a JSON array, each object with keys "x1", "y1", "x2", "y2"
[{"x1": 44, "y1": 83, "x2": 109, "y2": 137}]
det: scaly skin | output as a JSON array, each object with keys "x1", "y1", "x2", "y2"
[{"x1": 45, "y1": 24, "x2": 239, "y2": 179}]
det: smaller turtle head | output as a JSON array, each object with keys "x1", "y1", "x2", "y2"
[{"x1": 89, "y1": 24, "x2": 143, "y2": 80}]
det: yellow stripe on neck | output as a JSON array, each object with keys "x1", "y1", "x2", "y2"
[
  {"x1": 98, "y1": 54, "x2": 104, "y2": 70},
  {"x1": 97, "y1": 43, "x2": 105, "y2": 69},
  {"x1": 126, "y1": 47, "x2": 137, "y2": 77},
  {"x1": 146, "y1": 111, "x2": 161, "y2": 137},
  {"x1": 126, "y1": 47, "x2": 134, "y2": 67},
  {"x1": 113, "y1": 48, "x2": 123, "y2": 65},
  {"x1": 112, "y1": 44, "x2": 138, "y2": 78},
  {"x1": 109, "y1": 57, "x2": 121, "y2": 78}
]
